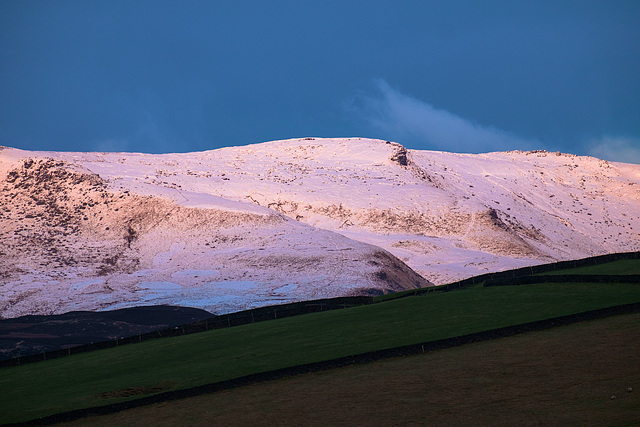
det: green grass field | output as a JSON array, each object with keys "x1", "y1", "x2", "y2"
[
  {"x1": 537, "y1": 259, "x2": 640, "y2": 276},
  {"x1": 2, "y1": 276, "x2": 639, "y2": 424},
  {"x1": 58, "y1": 312, "x2": 640, "y2": 427}
]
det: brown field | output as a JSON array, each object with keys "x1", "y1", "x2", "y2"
[{"x1": 58, "y1": 312, "x2": 640, "y2": 427}]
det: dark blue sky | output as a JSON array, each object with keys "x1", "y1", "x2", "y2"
[{"x1": 1, "y1": 1, "x2": 639, "y2": 162}]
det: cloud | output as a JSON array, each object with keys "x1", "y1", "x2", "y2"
[
  {"x1": 347, "y1": 79, "x2": 536, "y2": 153},
  {"x1": 92, "y1": 137, "x2": 131, "y2": 153},
  {"x1": 90, "y1": 111, "x2": 172, "y2": 154},
  {"x1": 587, "y1": 136, "x2": 640, "y2": 164}
]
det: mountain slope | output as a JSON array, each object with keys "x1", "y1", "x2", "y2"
[
  {"x1": 1, "y1": 138, "x2": 639, "y2": 316},
  {"x1": 0, "y1": 151, "x2": 429, "y2": 318},
  {"x1": 54, "y1": 138, "x2": 640, "y2": 281}
]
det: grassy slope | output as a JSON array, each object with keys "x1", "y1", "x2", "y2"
[
  {"x1": 2, "y1": 280, "x2": 640, "y2": 424},
  {"x1": 538, "y1": 259, "x2": 640, "y2": 275},
  {"x1": 60, "y1": 312, "x2": 640, "y2": 427}
]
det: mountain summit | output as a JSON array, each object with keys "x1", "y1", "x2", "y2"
[{"x1": 1, "y1": 138, "x2": 638, "y2": 317}]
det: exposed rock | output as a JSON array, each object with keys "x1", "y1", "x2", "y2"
[{"x1": 390, "y1": 147, "x2": 408, "y2": 166}]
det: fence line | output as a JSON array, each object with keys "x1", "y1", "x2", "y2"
[{"x1": 484, "y1": 274, "x2": 640, "y2": 287}]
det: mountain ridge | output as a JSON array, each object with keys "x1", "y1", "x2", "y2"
[{"x1": 1, "y1": 138, "x2": 639, "y2": 317}]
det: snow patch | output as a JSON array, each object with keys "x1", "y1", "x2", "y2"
[
  {"x1": 171, "y1": 270, "x2": 221, "y2": 279},
  {"x1": 153, "y1": 242, "x2": 186, "y2": 266},
  {"x1": 273, "y1": 283, "x2": 299, "y2": 293},
  {"x1": 207, "y1": 281, "x2": 259, "y2": 291},
  {"x1": 68, "y1": 279, "x2": 104, "y2": 292},
  {"x1": 137, "y1": 281, "x2": 183, "y2": 290}
]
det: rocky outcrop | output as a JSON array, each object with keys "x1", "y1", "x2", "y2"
[{"x1": 389, "y1": 145, "x2": 408, "y2": 166}]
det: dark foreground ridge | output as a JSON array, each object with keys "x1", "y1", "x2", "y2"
[
  {"x1": 0, "y1": 306, "x2": 213, "y2": 362},
  {"x1": 6, "y1": 302, "x2": 640, "y2": 427}
]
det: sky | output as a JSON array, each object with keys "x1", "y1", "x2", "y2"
[{"x1": 1, "y1": 1, "x2": 639, "y2": 163}]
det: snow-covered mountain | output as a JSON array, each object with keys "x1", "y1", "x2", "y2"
[{"x1": 1, "y1": 138, "x2": 639, "y2": 317}]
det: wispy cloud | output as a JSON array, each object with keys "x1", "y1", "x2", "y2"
[
  {"x1": 587, "y1": 136, "x2": 640, "y2": 164},
  {"x1": 91, "y1": 111, "x2": 172, "y2": 153},
  {"x1": 346, "y1": 79, "x2": 537, "y2": 153},
  {"x1": 92, "y1": 137, "x2": 131, "y2": 153}
]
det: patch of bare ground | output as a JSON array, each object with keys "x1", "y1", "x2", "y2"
[
  {"x1": 311, "y1": 202, "x2": 471, "y2": 235},
  {"x1": 391, "y1": 239, "x2": 442, "y2": 254},
  {"x1": 367, "y1": 250, "x2": 430, "y2": 292},
  {"x1": 57, "y1": 313, "x2": 640, "y2": 427},
  {"x1": 360, "y1": 208, "x2": 470, "y2": 235},
  {"x1": 91, "y1": 382, "x2": 176, "y2": 400},
  {"x1": 468, "y1": 208, "x2": 550, "y2": 259}
]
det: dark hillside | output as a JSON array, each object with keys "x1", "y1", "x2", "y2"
[{"x1": 0, "y1": 305, "x2": 212, "y2": 360}]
